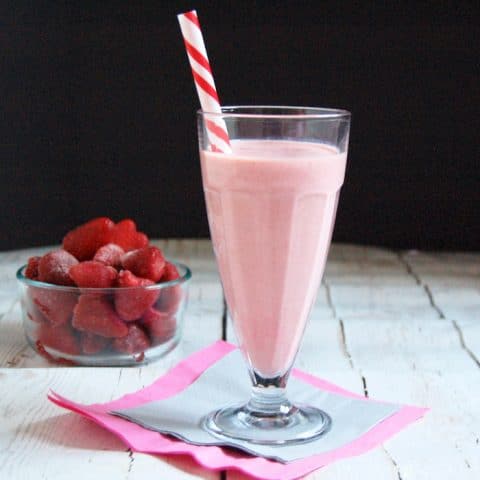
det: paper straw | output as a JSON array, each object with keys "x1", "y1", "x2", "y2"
[{"x1": 177, "y1": 9, "x2": 231, "y2": 153}]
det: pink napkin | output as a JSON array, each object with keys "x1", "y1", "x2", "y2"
[{"x1": 48, "y1": 341, "x2": 428, "y2": 479}]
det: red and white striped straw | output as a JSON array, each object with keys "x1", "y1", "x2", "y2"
[{"x1": 177, "y1": 9, "x2": 231, "y2": 153}]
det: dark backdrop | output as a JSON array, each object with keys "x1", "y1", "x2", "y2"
[{"x1": 1, "y1": 1, "x2": 479, "y2": 251}]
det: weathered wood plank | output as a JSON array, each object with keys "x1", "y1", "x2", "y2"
[
  {"x1": 0, "y1": 239, "x2": 223, "y2": 479},
  {"x1": 0, "y1": 368, "x2": 218, "y2": 480},
  {"x1": 331, "y1": 249, "x2": 480, "y2": 480},
  {"x1": 1, "y1": 241, "x2": 479, "y2": 479}
]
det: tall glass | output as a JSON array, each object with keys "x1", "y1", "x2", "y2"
[{"x1": 198, "y1": 106, "x2": 350, "y2": 444}]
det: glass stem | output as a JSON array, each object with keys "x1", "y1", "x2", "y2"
[{"x1": 246, "y1": 371, "x2": 294, "y2": 417}]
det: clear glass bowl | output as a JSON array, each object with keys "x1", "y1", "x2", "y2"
[{"x1": 16, "y1": 262, "x2": 191, "y2": 366}]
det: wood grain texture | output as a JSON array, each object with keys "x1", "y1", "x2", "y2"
[
  {"x1": 0, "y1": 240, "x2": 222, "y2": 479},
  {"x1": 1, "y1": 240, "x2": 479, "y2": 479}
]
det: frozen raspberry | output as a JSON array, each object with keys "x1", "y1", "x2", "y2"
[
  {"x1": 80, "y1": 333, "x2": 110, "y2": 355},
  {"x1": 37, "y1": 323, "x2": 80, "y2": 356},
  {"x1": 72, "y1": 294, "x2": 128, "y2": 338},
  {"x1": 63, "y1": 217, "x2": 115, "y2": 261},
  {"x1": 25, "y1": 256, "x2": 41, "y2": 280},
  {"x1": 93, "y1": 243, "x2": 125, "y2": 268},
  {"x1": 69, "y1": 261, "x2": 117, "y2": 288},
  {"x1": 31, "y1": 288, "x2": 78, "y2": 326},
  {"x1": 110, "y1": 219, "x2": 149, "y2": 252},
  {"x1": 38, "y1": 249, "x2": 78, "y2": 286},
  {"x1": 113, "y1": 324, "x2": 150, "y2": 355},
  {"x1": 121, "y1": 246, "x2": 165, "y2": 282},
  {"x1": 141, "y1": 307, "x2": 176, "y2": 343},
  {"x1": 114, "y1": 270, "x2": 160, "y2": 321}
]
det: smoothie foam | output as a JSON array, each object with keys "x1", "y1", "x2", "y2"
[{"x1": 201, "y1": 139, "x2": 347, "y2": 378}]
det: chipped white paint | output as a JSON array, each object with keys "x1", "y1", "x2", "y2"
[{"x1": 0, "y1": 240, "x2": 479, "y2": 479}]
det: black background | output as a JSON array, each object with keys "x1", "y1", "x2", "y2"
[{"x1": 1, "y1": 1, "x2": 478, "y2": 251}]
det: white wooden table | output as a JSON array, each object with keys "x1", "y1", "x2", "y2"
[{"x1": 1, "y1": 240, "x2": 479, "y2": 479}]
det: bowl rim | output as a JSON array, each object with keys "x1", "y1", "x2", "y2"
[{"x1": 16, "y1": 260, "x2": 192, "y2": 292}]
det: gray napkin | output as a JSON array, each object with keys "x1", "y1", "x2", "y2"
[{"x1": 111, "y1": 350, "x2": 399, "y2": 463}]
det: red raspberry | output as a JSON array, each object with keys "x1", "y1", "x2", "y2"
[
  {"x1": 121, "y1": 246, "x2": 165, "y2": 282},
  {"x1": 141, "y1": 307, "x2": 176, "y2": 343},
  {"x1": 93, "y1": 243, "x2": 125, "y2": 268},
  {"x1": 114, "y1": 270, "x2": 160, "y2": 321},
  {"x1": 37, "y1": 323, "x2": 80, "y2": 356},
  {"x1": 72, "y1": 294, "x2": 128, "y2": 338},
  {"x1": 110, "y1": 219, "x2": 149, "y2": 252},
  {"x1": 25, "y1": 256, "x2": 41, "y2": 280},
  {"x1": 113, "y1": 324, "x2": 150, "y2": 355},
  {"x1": 31, "y1": 288, "x2": 78, "y2": 326},
  {"x1": 69, "y1": 261, "x2": 117, "y2": 288},
  {"x1": 38, "y1": 249, "x2": 78, "y2": 286},
  {"x1": 63, "y1": 217, "x2": 115, "y2": 261},
  {"x1": 80, "y1": 333, "x2": 110, "y2": 355}
]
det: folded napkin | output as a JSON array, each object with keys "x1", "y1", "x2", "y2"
[
  {"x1": 111, "y1": 349, "x2": 400, "y2": 463},
  {"x1": 48, "y1": 341, "x2": 428, "y2": 480}
]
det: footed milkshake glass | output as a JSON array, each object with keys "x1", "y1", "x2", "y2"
[{"x1": 198, "y1": 106, "x2": 350, "y2": 444}]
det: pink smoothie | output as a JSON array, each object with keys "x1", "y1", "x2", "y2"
[{"x1": 200, "y1": 139, "x2": 347, "y2": 378}]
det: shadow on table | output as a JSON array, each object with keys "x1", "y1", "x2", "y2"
[{"x1": 27, "y1": 413, "x2": 221, "y2": 479}]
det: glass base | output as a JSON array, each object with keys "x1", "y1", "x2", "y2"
[{"x1": 203, "y1": 402, "x2": 331, "y2": 445}]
